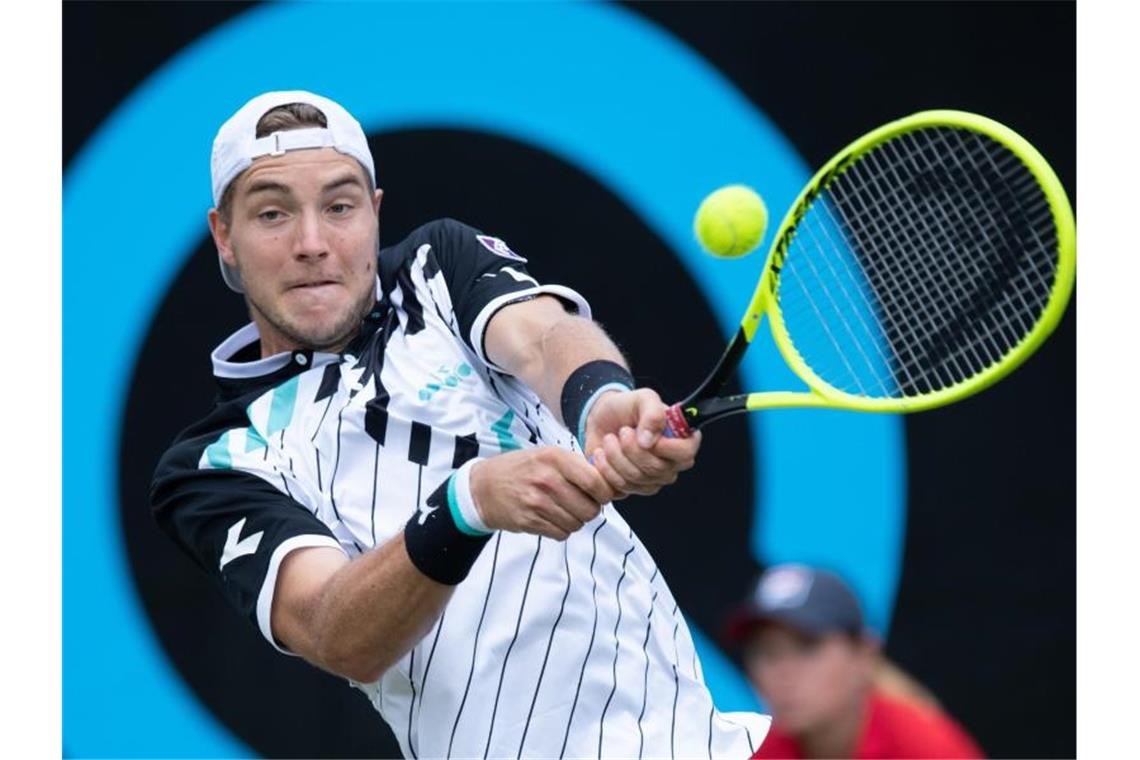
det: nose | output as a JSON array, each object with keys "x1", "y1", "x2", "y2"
[
  {"x1": 759, "y1": 657, "x2": 801, "y2": 691},
  {"x1": 293, "y1": 207, "x2": 328, "y2": 262}
]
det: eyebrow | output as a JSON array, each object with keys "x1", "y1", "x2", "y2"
[
  {"x1": 244, "y1": 173, "x2": 367, "y2": 197},
  {"x1": 321, "y1": 174, "x2": 368, "y2": 194},
  {"x1": 245, "y1": 179, "x2": 292, "y2": 196}
]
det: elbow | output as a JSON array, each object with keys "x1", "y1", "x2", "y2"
[{"x1": 315, "y1": 637, "x2": 393, "y2": 684}]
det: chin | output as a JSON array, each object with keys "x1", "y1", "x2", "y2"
[
  {"x1": 276, "y1": 311, "x2": 356, "y2": 351},
  {"x1": 771, "y1": 706, "x2": 814, "y2": 734}
]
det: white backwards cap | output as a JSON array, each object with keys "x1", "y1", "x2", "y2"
[{"x1": 209, "y1": 90, "x2": 376, "y2": 293}]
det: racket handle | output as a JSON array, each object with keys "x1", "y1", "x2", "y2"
[{"x1": 663, "y1": 404, "x2": 693, "y2": 439}]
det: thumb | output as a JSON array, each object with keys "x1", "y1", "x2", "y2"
[{"x1": 634, "y1": 389, "x2": 667, "y2": 449}]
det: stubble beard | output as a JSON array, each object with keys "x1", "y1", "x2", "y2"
[{"x1": 246, "y1": 276, "x2": 376, "y2": 354}]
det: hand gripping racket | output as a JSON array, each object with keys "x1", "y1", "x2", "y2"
[{"x1": 664, "y1": 110, "x2": 1075, "y2": 437}]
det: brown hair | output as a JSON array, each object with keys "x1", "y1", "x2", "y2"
[{"x1": 216, "y1": 102, "x2": 371, "y2": 222}]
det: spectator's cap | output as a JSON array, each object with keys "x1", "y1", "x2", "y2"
[
  {"x1": 210, "y1": 91, "x2": 376, "y2": 292},
  {"x1": 724, "y1": 564, "x2": 865, "y2": 643}
]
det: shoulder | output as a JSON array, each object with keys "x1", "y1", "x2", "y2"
[
  {"x1": 150, "y1": 386, "x2": 272, "y2": 500},
  {"x1": 379, "y1": 218, "x2": 482, "y2": 263},
  {"x1": 152, "y1": 400, "x2": 243, "y2": 479},
  {"x1": 865, "y1": 690, "x2": 985, "y2": 758}
]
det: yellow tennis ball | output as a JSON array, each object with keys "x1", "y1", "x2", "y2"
[{"x1": 694, "y1": 184, "x2": 768, "y2": 258}]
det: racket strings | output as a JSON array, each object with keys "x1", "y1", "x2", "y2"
[
  {"x1": 910, "y1": 130, "x2": 1057, "y2": 370},
  {"x1": 917, "y1": 131, "x2": 1054, "y2": 336},
  {"x1": 787, "y1": 140, "x2": 988, "y2": 395},
  {"x1": 837, "y1": 139, "x2": 1046, "y2": 393},
  {"x1": 790, "y1": 155, "x2": 982, "y2": 395},
  {"x1": 785, "y1": 207, "x2": 913, "y2": 396},
  {"x1": 775, "y1": 125, "x2": 1058, "y2": 399},
  {"x1": 862, "y1": 136, "x2": 1019, "y2": 383},
  {"x1": 833, "y1": 155, "x2": 979, "y2": 391}
]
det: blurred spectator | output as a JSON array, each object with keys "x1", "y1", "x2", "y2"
[{"x1": 724, "y1": 564, "x2": 984, "y2": 759}]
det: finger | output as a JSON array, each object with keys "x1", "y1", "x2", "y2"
[
  {"x1": 602, "y1": 433, "x2": 659, "y2": 495},
  {"x1": 602, "y1": 432, "x2": 647, "y2": 484},
  {"x1": 619, "y1": 426, "x2": 673, "y2": 480},
  {"x1": 534, "y1": 495, "x2": 586, "y2": 534},
  {"x1": 519, "y1": 507, "x2": 572, "y2": 541},
  {"x1": 544, "y1": 484, "x2": 599, "y2": 526},
  {"x1": 532, "y1": 451, "x2": 607, "y2": 521},
  {"x1": 555, "y1": 449, "x2": 617, "y2": 505},
  {"x1": 632, "y1": 389, "x2": 667, "y2": 449},
  {"x1": 591, "y1": 448, "x2": 631, "y2": 500},
  {"x1": 646, "y1": 432, "x2": 702, "y2": 468}
]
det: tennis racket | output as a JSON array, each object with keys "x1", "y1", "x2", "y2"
[{"x1": 664, "y1": 110, "x2": 1075, "y2": 438}]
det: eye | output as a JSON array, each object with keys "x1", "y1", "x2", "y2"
[
  {"x1": 329, "y1": 203, "x2": 353, "y2": 214},
  {"x1": 258, "y1": 209, "x2": 283, "y2": 222}
]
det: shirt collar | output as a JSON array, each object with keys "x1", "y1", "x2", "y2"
[{"x1": 210, "y1": 322, "x2": 342, "y2": 380}]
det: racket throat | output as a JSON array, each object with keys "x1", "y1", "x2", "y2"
[
  {"x1": 693, "y1": 329, "x2": 750, "y2": 400},
  {"x1": 664, "y1": 330, "x2": 752, "y2": 438}
]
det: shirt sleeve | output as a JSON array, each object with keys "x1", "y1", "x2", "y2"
[
  {"x1": 425, "y1": 218, "x2": 592, "y2": 372},
  {"x1": 151, "y1": 447, "x2": 347, "y2": 655}
]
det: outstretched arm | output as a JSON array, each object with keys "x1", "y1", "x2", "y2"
[{"x1": 483, "y1": 295, "x2": 701, "y2": 498}]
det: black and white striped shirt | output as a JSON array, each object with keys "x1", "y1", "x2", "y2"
[{"x1": 151, "y1": 218, "x2": 769, "y2": 757}]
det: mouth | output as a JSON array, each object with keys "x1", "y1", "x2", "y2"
[{"x1": 287, "y1": 279, "x2": 341, "y2": 292}]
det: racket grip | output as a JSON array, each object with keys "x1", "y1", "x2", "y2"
[{"x1": 663, "y1": 404, "x2": 693, "y2": 439}]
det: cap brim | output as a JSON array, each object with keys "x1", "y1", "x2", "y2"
[{"x1": 721, "y1": 605, "x2": 848, "y2": 646}]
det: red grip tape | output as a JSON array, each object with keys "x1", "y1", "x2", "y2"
[{"x1": 664, "y1": 404, "x2": 693, "y2": 439}]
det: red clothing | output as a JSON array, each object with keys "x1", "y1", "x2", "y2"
[{"x1": 752, "y1": 690, "x2": 984, "y2": 759}]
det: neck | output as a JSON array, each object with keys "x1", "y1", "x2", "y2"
[
  {"x1": 249, "y1": 307, "x2": 362, "y2": 359},
  {"x1": 796, "y1": 693, "x2": 869, "y2": 759}
]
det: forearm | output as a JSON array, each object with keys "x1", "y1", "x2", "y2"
[
  {"x1": 287, "y1": 535, "x2": 454, "y2": 683},
  {"x1": 487, "y1": 298, "x2": 628, "y2": 424}
]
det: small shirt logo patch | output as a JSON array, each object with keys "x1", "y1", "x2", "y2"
[{"x1": 476, "y1": 235, "x2": 528, "y2": 263}]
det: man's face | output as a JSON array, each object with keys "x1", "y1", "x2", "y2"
[
  {"x1": 210, "y1": 148, "x2": 382, "y2": 353},
  {"x1": 744, "y1": 623, "x2": 874, "y2": 735}
]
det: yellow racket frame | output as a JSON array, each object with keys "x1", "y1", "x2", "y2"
[{"x1": 729, "y1": 110, "x2": 1076, "y2": 414}]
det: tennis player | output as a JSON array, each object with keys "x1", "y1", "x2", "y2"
[{"x1": 151, "y1": 90, "x2": 770, "y2": 757}]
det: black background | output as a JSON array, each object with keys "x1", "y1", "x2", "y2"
[{"x1": 65, "y1": 2, "x2": 1075, "y2": 758}]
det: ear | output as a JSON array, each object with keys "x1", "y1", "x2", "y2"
[
  {"x1": 208, "y1": 208, "x2": 237, "y2": 268},
  {"x1": 372, "y1": 187, "x2": 384, "y2": 216}
]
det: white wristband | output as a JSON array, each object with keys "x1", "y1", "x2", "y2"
[{"x1": 449, "y1": 458, "x2": 493, "y2": 536}]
